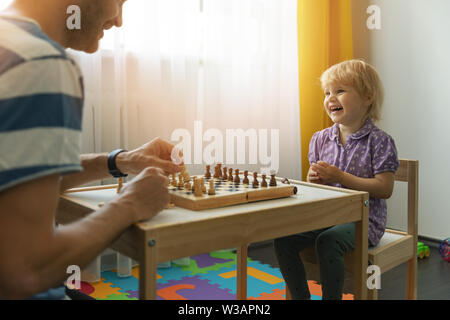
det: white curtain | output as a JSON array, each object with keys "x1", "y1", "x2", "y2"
[{"x1": 70, "y1": 0, "x2": 301, "y2": 179}]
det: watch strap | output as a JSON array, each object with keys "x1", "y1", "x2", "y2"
[{"x1": 108, "y1": 149, "x2": 128, "y2": 178}]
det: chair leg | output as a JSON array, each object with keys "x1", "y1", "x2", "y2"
[
  {"x1": 406, "y1": 258, "x2": 418, "y2": 300},
  {"x1": 285, "y1": 285, "x2": 291, "y2": 300},
  {"x1": 367, "y1": 287, "x2": 378, "y2": 300}
]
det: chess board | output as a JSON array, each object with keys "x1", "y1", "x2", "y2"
[{"x1": 169, "y1": 174, "x2": 297, "y2": 211}]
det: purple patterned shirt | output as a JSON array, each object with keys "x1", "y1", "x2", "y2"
[{"x1": 308, "y1": 118, "x2": 399, "y2": 246}]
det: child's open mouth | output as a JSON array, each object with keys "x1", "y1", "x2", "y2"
[{"x1": 330, "y1": 106, "x2": 343, "y2": 113}]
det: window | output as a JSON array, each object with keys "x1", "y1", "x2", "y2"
[{"x1": 0, "y1": 0, "x2": 13, "y2": 10}]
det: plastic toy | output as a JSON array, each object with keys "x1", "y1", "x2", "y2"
[
  {"x1": 438, "y1": 238, "x2": 450, "y2": 262},
  {"x1": 417, "y1": 242, "x2": 430, "y2": 259}
]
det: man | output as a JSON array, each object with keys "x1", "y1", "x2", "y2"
[{"x1": 0, "y1": 0, "x2": 181, "y2": 299}]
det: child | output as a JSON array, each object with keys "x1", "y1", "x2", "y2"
[{"x1": 274, "y1": 59, "x2": 399, "y2": 300}]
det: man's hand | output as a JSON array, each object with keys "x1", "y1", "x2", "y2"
[
  {"x1": 310, "y1": 161, "x2": 343, "y2": 184},
  {"x1": 116, "y1": 167, "x2": 170, "y2": 222},
  {"x1": 116, "y1": 137, "x2": 183, "y2": 176}
]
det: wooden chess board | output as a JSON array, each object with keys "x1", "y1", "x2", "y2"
[{"x1": 169, "y1": 174, "x2": 297, "y2": 211}]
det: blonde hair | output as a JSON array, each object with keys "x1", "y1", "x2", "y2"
[{"x1": 320, "y1": 59, "x2": 384, "y2": 122}]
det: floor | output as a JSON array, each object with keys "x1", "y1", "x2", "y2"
[{"x1": 247, "y1": 239, "x2": 450, "y2": 300}]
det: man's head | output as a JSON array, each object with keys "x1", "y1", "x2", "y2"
[
  {"x1": 65, "y1": 0, "x2": 127, "y2": 53},
  {"x1": 3, "y1": 0, "x2": 127, "y2": 53}
]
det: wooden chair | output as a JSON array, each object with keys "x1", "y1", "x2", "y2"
[{"x1": 289, "y1": 159, "x2": 418, "y2": 300}]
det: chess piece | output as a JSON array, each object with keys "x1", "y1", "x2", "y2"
[
  {"x1": 281, "y1": 178, "x2": 290, "y2": 184},
  {"x1": 171, "y1": 173, "x2": 178, "y2": 187},
  {"x1": 117, "y1": 177, "x2": 123, "y2": 194},
  {"x1": 213, "y1": 164, "x2": 220, "y2": 179},
  {"x1": 208, "y1": 179, "x2": 215, "y2": 195},
  {"x1": 243, "y1": 170, "x2": 249, "y2": 185},
  {"x1": 234, "y1": 169, "x2": 240, "y2": 184},
  {"x1": 191, "y1": 176, "x2": 197, "y2": 192},
  {"x1": 223, "y1": 167, "x2": 228, "y2": 180},
  {"x1": 261, "y1": 174, "x2": 268, "y2": 187},
  {"x1": 217, "y1": 163, "x2": 223, "y2": 178},
  {"x1": 228, "y1": 168, "x2": 233, "y2": 182},
  {"x1": 178, "y1": 174, "x2": 184, "y2": 189},
  {"x1": 252, "y1": 172, "x2": 259, "y2": 187},
  {"x1": 184, "y1": 181, "x2": 192, "y2": 190},
  {"x1": 182, "y1": 170, "x2": 190, "y2": 183},
  {"x1": 201, "y1": 177, "x2": 206, "y2": 193},
  {"x1": 205, "y1": 165, "x2": 211, "y2": 179},
  {"x1": 194, "y1": 178, "x2": 203, "y2": 197},
  {"x1": 269, "y1": 170, "x2": 277, "y2": 187}
]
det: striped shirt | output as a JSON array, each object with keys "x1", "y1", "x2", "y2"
[{"x1": 0, "y1": 15, "x2": 84, "y2": 193}]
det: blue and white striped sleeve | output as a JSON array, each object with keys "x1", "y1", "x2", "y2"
[{"x1": 0, "y1": 44, "x2": 84, "y2": 192}]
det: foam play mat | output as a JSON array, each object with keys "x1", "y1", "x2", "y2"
[{"x1": 76, "y1": 250, "x2": 354, "y2": 300}]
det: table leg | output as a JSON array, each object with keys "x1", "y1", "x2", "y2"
[
  {"x1": 236, "y1": 244, "x2": 248, "y2": 300},
  {"x1": 139, "y1": 237, "x2": 158, "y2": 300},
  {"x1": 353, "y1": 195, "x2": 369, "y2": 300}
]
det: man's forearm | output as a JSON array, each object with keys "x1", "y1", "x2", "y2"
[
  {"x1": 33, "y1": 197, "x2": 137, "y2": 296},
  {"x1": 60, "y1": 153, "x2": 111, "y2": 191}
]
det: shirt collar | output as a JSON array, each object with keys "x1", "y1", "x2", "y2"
[{"x1": 329, "y1": 118, "x2": 375, "y2": 143}]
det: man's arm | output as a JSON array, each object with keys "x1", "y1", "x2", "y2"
[
  {"x1": 60, "y1": 138, "x2": 182, "y2": 192},
  {"x1": 59, "y1": 153, "x2": 110, "y2": 192},
  {"x1": 0, "y1": 167, "x2": 169, "y2": 299}
]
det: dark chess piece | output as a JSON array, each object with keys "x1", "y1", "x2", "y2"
[
  {"x1": 213, "y1": 164, "x2": 220, "y2": 179},
  {"x1": 252, "y1": 172, "x2": 259, "y2": 187},
  {"x1": 234, "y1": 169, "x2": 240, "y2": 184},
  {"x1": 228, "y1": 168, "x2": 233, "y2": 182},
  {"x1": 223, "y1": 167, "x2": 228, "y2": 180},
  {"x1": 243, "y1": 170, "x2": 249, "y2": 185},
  {"x1": 269, "y1": 171, "x2": 277, "y2": 187},
  {"x1": 261, "y1": 174, "x2": 267, "y2": 187},
  {"x1": 205, "y1": 165, "x2": 211, "y2": 179},
  {"x1": 217, "y1": 163, "x2": 222, "y2": 178}
]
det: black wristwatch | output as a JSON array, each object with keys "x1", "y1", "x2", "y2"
[{"x1": 107, "y1": 149, "x2": 128, "y2": 178}]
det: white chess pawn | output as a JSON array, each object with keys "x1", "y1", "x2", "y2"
[
  {"x1": 208, "y1": 179, "x2": 215, "y2": 195},
  {"x1": 194, "y1": 178, "x2": 203, "y2": 197}
]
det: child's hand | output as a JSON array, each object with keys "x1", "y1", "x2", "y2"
[
  {"x1": 310, "y1": 161, "x2": 343, "y2": 184},
  {"x1": 307, "y1": 165, "x2": 324, "y2": 184}
]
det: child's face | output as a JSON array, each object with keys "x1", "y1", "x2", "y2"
[{"x1": 323, "y1": 83, "x2": 371, "y2": 128}]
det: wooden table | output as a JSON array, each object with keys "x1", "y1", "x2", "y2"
[{"x1": 57, "y1": 179, "x2": 369, "y2": 300}]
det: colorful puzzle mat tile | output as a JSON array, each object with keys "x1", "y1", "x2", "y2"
[{"x1": 79, "y1": 251, "x2": 354, "y2": 300}]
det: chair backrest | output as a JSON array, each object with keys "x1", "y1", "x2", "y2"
[{"x1": 392, "y1": 159, "x2": 419, "y2": 239}]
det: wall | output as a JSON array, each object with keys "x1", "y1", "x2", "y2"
[{"x1": 351, "y1": 0, "x2": 450, "y2": 239}]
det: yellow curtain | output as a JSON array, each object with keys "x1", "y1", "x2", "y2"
[{"x1": 297, "y1": 0, "x2": 353, "y2": 180}]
